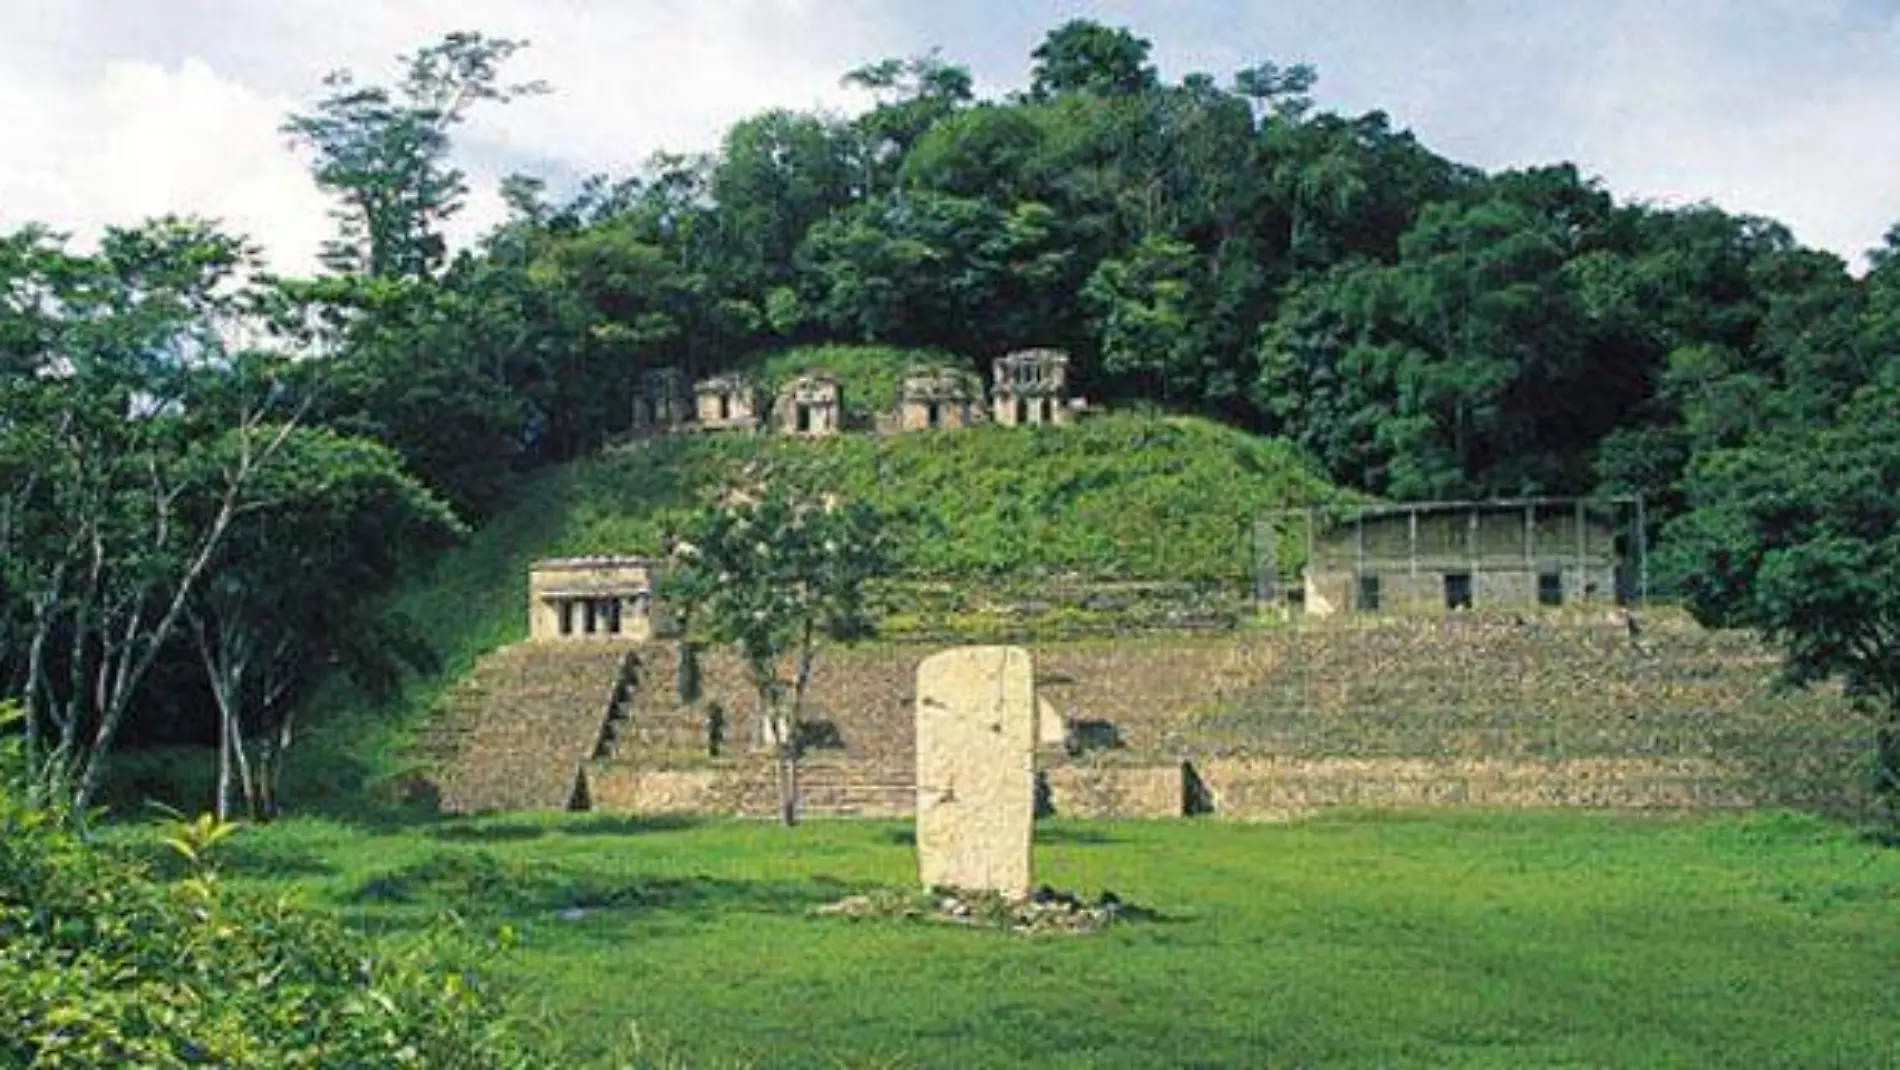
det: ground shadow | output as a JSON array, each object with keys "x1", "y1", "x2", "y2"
[
  {"x1": 557, "y1": 813, "x2": 704, "y2": 837},
  {"x1": 350, "y1": 849, "x2": 861, "y2": 920},
  {"x1": 120, "y1": 837, "x2": 341, "y2": 883},
  {"x1": 427, "y1": 822, "x2": 550, "y2": 843},
  {"x1": 1033, "y1": 825, "x2": 1121, "y2": 845}
]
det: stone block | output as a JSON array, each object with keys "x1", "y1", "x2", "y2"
[
  {"x1": 915, "y1": 645, "x2": 1035, "y2": 895},
  {"x1": 1037, "y1": 696, "x2": 1067, "y2": 749}
]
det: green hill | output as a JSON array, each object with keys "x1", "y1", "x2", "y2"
[
  {"x1": 301, "y1": 350, "x2": 1348, "y2": 808},
  {"x1": 397, "y1": 408, "x2": 1344, "y2": 668}
]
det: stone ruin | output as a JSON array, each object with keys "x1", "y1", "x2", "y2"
[
  {"x1": 991, "y1": 348, "x2": 1082, "y2": 428},
  {"x1": 528, "y1": 556, "x2": 666, "y2": 643},
  {"x1": 915, "y1": 645, "x2": 1036, "y2": 896},
  {"x1": 774, "y1": 373, "x2": 843, "y2": 437},
  {"x1": 629, "y1": 367, "x2": 689, "y2": 437},
  {"x1": 896, "y1": 368, "x2": 985, "y2": 431},
  {"x1": 694, "y1": 374, "x2": 761, "y2": 433},
  {"x1": 1294, "y1": 500, "x2": 1627, "y2": 617},
  {"x1": 628, "y1": 350, "x2": 1087, "y2": 443}
]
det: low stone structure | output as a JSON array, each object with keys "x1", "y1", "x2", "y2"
[
  {"x1": 774, "y1": 374, "x2": 842, "y2": 436},
  {"x1": 897, "y1": 368, "x2": 984, "y2": 431},
  {"x1": 1194, "y1": 756, "x2": 1762, "y2": 818},
  {"x1": 528, "y1": 557, "x2": 662, "y2": 642},
  {"x1": 629, "y1": 367, "x2": 688, "y2": 436},
  {"x1": 992, "y1": 348, "x2": 1081, "y2": 427},
  {"x1": 915, "y1": 646, "x2": 1036, "y2": 895},
  {"x1": 1294, "y1": 500, "x2": 1627, "y2": 616},
  {"x1": 694, "y1": 374, "x2": 760, "y2": 432},
  {"x1": 1040, "y1": 761, "x2": 1187, "y2": 819}
]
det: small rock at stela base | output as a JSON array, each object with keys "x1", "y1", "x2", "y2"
[{"x1": 558, "y1": 907, "x2": 587, "y2": 922}]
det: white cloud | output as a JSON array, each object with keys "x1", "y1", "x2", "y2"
[
  {"x1": 0, "y1": 1, "x2": 895, "y2": 275},
  {"x1": 3, "y1": 0, "x2": 1899, "y2": 273},
  {"x1": 0, "y1": 55, "x2": 333, "y2": 274}
]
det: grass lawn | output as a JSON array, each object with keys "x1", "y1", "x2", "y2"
[{"x1": 195, "y1": 810, "x2": 1897, "y2": 1069}]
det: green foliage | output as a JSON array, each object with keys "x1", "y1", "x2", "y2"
[
  {"x1": 0, "y1": 744, "x2": 539, "y2": 1067},
  {"x1": 1663, "y1": 382, "x2": 1900, "y2": 805},
  {"x1": 665, "y1": 462, "x2": 890, "y2": 823},
  {"x1": 543, "y1": 411, "x2": 1338, "y2": 583},
  {"x1": 1029, "y1": 19, "x2": 1159, "y2": 99},
  {"x1": 283, "y1": 31, "x2": 547, "y2": 279},
  {"x1": 743, "y1": 343, "x2": 964, "y2": 423}
]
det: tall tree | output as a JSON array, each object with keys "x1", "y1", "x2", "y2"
[
  {"x1": 1662, "y1": 380, "x2": 1900, "y2": 811},
  {"x1": 185, "y1": 427, "x2": 463, "y2": 820},
  {"x1": 844, "y1": 51, "x2": 974, "y2": 194},
  {"x1": 283, "y1": 31, "x2": 547, "y2": 280},
  {"x1": 0, "y1": 220, "x2": 310, "y2": 816},
  {"x1": 1029, "y1": 20, "x2": 1158, "y2": 99},
  {"x1": 664, "y1": 465, "x2": 887, "y2": 826}
]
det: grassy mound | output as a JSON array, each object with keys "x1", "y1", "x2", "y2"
[
  {"x1": 398, "y1": 409, "x2": 1342, "y2": 671},
  {"x1": 292, "y1": 404, "x2": 1342, "y2": 806}
]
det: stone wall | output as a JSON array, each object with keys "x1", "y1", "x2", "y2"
[
  {"x1": 585, "y1": 765, "x2": 721, "y2": 813},
  {"x1": 1305, "y1": 506, "x2": 1622, "y2": 616},
  {"x1": 1195, "y1": 757, "x2": 1764, "y2": 819},
  {"x1": 1040, "y1": 761, "x2": 1185, "y2": 818},
  {"x1": 573, "y1": 611, "x2": 1873, "y2": 820}
]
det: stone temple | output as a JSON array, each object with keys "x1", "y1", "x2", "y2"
[
  {"x1": 896, "y1": 368, "x2": 985, "y2": 431},
  {"x1": 528, "y1": 556, "x2": 667, "y2": 642},
  {"x1": 991, "y1": 348, "x2": 1080, "y2": 427},
  {"x1": 774, "y1": 373, "x2": 843, "y2": 436},
  {"x1": 1296, "y1": 500, "x2": 1628, "y2": 616}
]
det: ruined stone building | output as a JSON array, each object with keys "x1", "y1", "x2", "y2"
[
  {"x1": 774, "y1": 373, "x2": 842, "y2": 436},
  {"x1": 528, "y1": 557, "x2": 667, "y2": 642},
  {"x1": 896, "y1": 368, "x2": 985, "y2": 431},
  {"x1": 1294, "y1": 500, "x2": 1629, "y2": 616},
  {"x1": 694, "y1": 374, "x2": 760, "y2": 433},
  {"x1": 629, "y1": 367, "x2": 688, "y2": 436},
  {"x1": 991, "y1": 348, "x2": 1081, "y2": 427}
]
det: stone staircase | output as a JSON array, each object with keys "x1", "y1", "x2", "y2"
[
  {"x1": 422, "y1": 643, "x2": 634, "y2": 813},
  {"x1": 592, "y1": 640, "x2": 921, "y2": 819},
  {"x1": 791, "y1": 753, "x2": 916, "y2": 818}
]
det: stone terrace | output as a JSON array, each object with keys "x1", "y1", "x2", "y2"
[
  {"x1": 425, "y1": 610, "x2": 1871, "y2": 819},
  {"x1": 422, "y1": 644, "x2": 631, "y2": 813}
]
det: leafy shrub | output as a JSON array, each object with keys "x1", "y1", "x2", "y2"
[{"x1": 0, "y1": 705, "x2": 540, "y2": 1069}]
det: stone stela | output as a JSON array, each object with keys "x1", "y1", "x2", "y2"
[{"x1": 915, "y1": 645, "x2": 1036, "y2": 896}]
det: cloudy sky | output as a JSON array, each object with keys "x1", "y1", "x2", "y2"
[{"x1": 4, "y1": 1, "x2": 1897, "y2": 274}]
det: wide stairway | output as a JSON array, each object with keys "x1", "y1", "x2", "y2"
[
  {"x1": 595, "y1": 640, "x2": 920, "y2": 818},
  {"x1": 423, "y1": 643, "x2": 633, "y2": 813}
]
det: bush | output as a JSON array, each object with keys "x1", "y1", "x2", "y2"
[{"x1": 0, "y1": 706, "x2": 540, "y2": 1068}]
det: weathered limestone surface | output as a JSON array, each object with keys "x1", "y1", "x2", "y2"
[
  {"x1": 1041, "y1": 761, "x2": 1185, "y2": 818},
  {"x1": 915, "y1": 646, "x2": 1035, "y2": 894},
  {"x1": 585, "y1": 765, "x2": 721, "y2": 813},
  {"x1": 1036, "y1": 696, "x2": 1067, "y2": 749},
  {"x1": 1195, "y1": 756, "x2": 1761, "y2": 819}
]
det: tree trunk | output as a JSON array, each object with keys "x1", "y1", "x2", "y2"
[
  {"x1": 217, "y1": 708, "x2": 234, "y2": 821},
  {"x1": 1876, "y1": 714, "x2": 1900, "y2": 812},
  {"x1": 776, "y1": 746, "x2": 799, "y2": 827}
]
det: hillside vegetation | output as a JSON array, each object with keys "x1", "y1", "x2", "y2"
[{"x1": 394, "y1": 404, "x2": 1342, "y2": 669}]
